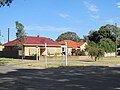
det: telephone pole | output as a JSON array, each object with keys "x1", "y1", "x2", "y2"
[
  {"x1": 8, "y1": 28, "x2": 10, "y2": 42},
  {"x1": 0, "y1": 30, "x2": 1, "y2": 44},
  {"x1": 115, "y1": 23, "x2": 118, "y2": 57}
]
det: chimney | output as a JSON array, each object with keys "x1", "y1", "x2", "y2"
[
  {"x1": 37, "y1": 35, "x2": 40, "y2": 37},
  {"x1": 8, "y1": 28, "x2": 10, "y2": 42}
]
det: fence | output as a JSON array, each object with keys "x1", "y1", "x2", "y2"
[{"x1": 0, "y1": 51, "x2": 19, "y2": 58}]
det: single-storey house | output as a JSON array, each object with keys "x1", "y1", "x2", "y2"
[
  {"x1": 3, "y1": 36, "x2": 62, "y2": 58},
  {"x1": 0, "y1": 45, "x2": 4, "y2": 51},
  {"x1": 59, "y1": 40, "x2": 87, "y2": 55}
]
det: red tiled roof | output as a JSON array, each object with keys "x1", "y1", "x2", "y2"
[
  {"x1": 3, "y1": 36, "x2": 60, "y2": 46},
  {"x1": 77, "y1": 42, "x2": 86, "y2": 47},
  {"x1": 59, "y1": 40, "x2": 77, "y2": 48},
  {"x1": 59, "y1": 40, "x2": 86, "y2": 48}
]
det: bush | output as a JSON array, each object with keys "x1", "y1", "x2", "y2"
[{"x1": 86, "y1": 42, "x2": 104, "y2": 61}]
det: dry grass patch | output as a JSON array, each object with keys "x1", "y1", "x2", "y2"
[
  {"x1": 0, "y1": 56, "x2": 120, "y2": 68},
  {"x1": 69, "y1": 57, "x2": 120, "y2": 67}
]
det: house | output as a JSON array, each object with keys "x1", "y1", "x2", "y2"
[
  {"x1": 0, "y1": 45, "x2": 4, "y2": 51},
  {"x1": 3, "y1": 36, "x2": 62, "y2": 58},
  {"x1": 59, "y1": 40, "x2": 87, "y2": 55},
  {"x1": 0, "y1": 45, "x2": 4, "y2": 57},
  {"x1": 77, "y1": 42, "x2": 87, "y2": 51}
]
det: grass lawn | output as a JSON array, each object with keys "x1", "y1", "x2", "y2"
[
  {"x1": 75, "y1": 57, "x2": 120, "y2": 67},
  {"x1": 0, "y1": 56, "x2": 120, "y2": 68},
  {"x1": 0, "y1": 58, "x2": 21, "y2": 65}
]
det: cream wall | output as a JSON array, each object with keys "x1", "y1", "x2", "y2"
[
  {"x1": 24, "y1": 46, "x2": 40, "y2": 56},
  {"x1": 105, "y1": 52, "x2": 115, "y2": 57},
  {"x1": 67, "y1": 48, "x2": 72, "y2": 55},
  {"x1": 80, "y1": 43, "x2": 87, "y2": 51},
  {"x1": 24, "y1": 46, "x2": 62, "y2": 56},
  {"x1": 0, "y1": 46, "x2": 4, "y2": 51},
  {"x1": 42, "y1": 47, "x2": 62, "y2": 56}
]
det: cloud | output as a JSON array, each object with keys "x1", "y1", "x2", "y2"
[
  {"x1": 116, "y1": 2, "x2": 120, "y2": 8},
  {"x1": 105, "y1": 19, "x2": 114, "y2": 23},
  {"x1": 91, "y1": 15, "x2": 100, "y2": 19},
  {"x1": 25, "y1": 25, "x2": 72, "y2": 32},
  {"x1": 84, "y1": 1, "x2": 99, "y2": 12},
  {"x1": 84, "y1": 1, "x2": 100, "y2": 19},
  {"x1": 116, "y1": 17, "x2": 120, "y2": 19},
  {"x1": 59, "y1": 13, "x2": 70, "y2": 19}
]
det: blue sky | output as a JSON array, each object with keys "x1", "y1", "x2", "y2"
[{"x1": 0, "y1": 0, "x2": 120, "y2": 43}]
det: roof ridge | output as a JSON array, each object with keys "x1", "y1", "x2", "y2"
[
  {"x1": 27, "y1": 36, "x2": 45, "y2": 38},
  {"x1": 3, "y1": 36, "x2": 60, "y2": 46}
]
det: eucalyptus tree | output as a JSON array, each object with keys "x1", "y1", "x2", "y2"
[
  {"x1": 0, "y1": 0, "x2": 13, "y2": 7},
  {"x1": 15, "y1": 21, "x2": 26, "y2": 59}
]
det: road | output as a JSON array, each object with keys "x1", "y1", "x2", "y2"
[{"x1": 0, "y1": 64, "x2": 120, "y2": 90}]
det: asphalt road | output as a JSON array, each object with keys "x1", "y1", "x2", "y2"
[{"x1": 0, "y1": 64, "x2": 120, "y2": 90}]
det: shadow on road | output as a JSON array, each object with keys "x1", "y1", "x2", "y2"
[{"x1": 0, "y1": 66, "x2": 120, "y2": 90}]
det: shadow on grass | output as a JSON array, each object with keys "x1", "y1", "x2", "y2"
[
  {"x1": 0, "y1": 62, "x2": 5, "y2": 66},
  {"x1": 0, "y1": 66, "x2": 120, "y2": 90}
]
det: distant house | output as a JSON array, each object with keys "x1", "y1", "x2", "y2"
[
  {"x1": 118, "y1": 48, "x2": 120, "y2": 55},
  {"x1": 3, "y1": 36, "x2": 62, "y2": 58},
  {"x1": 0, "y1": 45, "x2": 4, "y2": 51},
  {"x1": 59, "y1": 40, "x2": 87, "y2": 55}
]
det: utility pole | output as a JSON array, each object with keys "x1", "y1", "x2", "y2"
[
  {"x1": 0, "y1": 30, "x2": 1, "y2": 44},
  {"x1": 65, "y1": 42, "x2": 68, "y2": 66},
  {"x1": 36, "y1": 46, "x2": 38, "y2": 61},
  {"x1": 45, "y1": 43, "x2": 47, "y2": 67},
  {"x1": 8, "y1": 28, "x2": 10, "y2": 42},
  {"x1": 115, "y1": 23, "x2": 118, "y2": 57}
]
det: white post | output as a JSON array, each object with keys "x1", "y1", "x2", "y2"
[
  {"x1": 65, "y1": 42, "x2": 68, "y2": 66},
  {"x1": 39, "y1": 47, "x2": 40, "y2": 60},
  {"x1": 36, "y1": 46, "x2": 38, "y2": 61},
  {"x1": 45, "y1": 43, "x2": 47, "y2": 67}
]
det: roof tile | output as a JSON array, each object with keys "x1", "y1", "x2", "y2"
[
  {"x1": 59, "y1": 40, "x2": 86, "y2": 48},
  {"x1": 3, "y1": 36, "x2": 60, "y2": 46}
]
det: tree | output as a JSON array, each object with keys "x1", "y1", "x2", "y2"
[
  {"x1": 56, "y1": 32, "x2": 81, "y2": 42},
  {"x1": 16, "y1": 21, "x2": 26, "y2": 39},
  {"x1": 0, "y1": 42, "x2": 2, "y2": 45},
  {"x1": 86, "y1": 38, "x2": 116, "y2": 61},
  {"x1": 87, "y1": 24, "x2": 120, "y2": 43},
  {"x1": 0, "y1": 0, "x2": 13, "y2": 7},
  {"x1": 86, "y1": 42, "x2": 104, "y2": 61},
  {"x1": 87, "y1": 24, "x2": 120, "y2": 56},
  {"x1": 88, "y1": 28, "x2": 115, "y2": 43},
  {"x1": 99, "y1": 38, "x2": 115, "y2": 53},
  {"x1": 86, "y1": 24, "x2": 120, "y2": 59},
  {"x1": 15, "y1": 21, "x2": 26, "y2": 59}
]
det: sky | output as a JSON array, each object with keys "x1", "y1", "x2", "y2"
[{"x1": 0, "y1": 0, "x2": 120, "y2": 43}]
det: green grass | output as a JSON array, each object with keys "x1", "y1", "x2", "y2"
[
  {"x1": 0, "y1": 58, "x2": 22, "y2": 64},
  {"x1": 69, "y1": 57, "x2": 120, "y2": 67},
  {"x1": 0, "y1": 56, "x2": 120, "y2": 68}
]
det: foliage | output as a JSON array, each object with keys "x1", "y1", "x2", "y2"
[
  {"x1": 99, "y1": 38, "x2": 115, "y2": 53},
  {"x1": 86, "y1": 42, "x2": 104, "y2": 61},
  {"x1": 16, "y1": 21, "x2": 26, "y2": 49},
  {"x1": 86, "y1": 24, "x2": 120, "y2": 56},
  {"x1": 16, "y1": 21, "x2": 26, "y2": 39},
  {"x1": 87, "y1": 24, "x2": 120, "y2": 43},
  {"x1": 15, "y1": 21, "x2": 26, "y2": 59},
  {"x1": 0, "y1": 0, "x2": 13, "y2": 7},
  {"x1": 75, "y1": 50, "x2": 86, "y2": 56},
  {"x1": 0, "y1": 42, "x2": 2, "y2": 45},
  {"x1": 100, "y1": 24, "x2": 120, "y2": 43},
  {"x1": 88, "y1": 29, "x2": 115, "y2": 43},
  {"x1": 86, "y1": 38, "x2": 116, "y2": 61},
  {"x1": 118, "y1": 39, "x2": 120, "y2": 47},
  {"x1": 116, "y1": 27, "x2": 120, "y2": 48},
  {"x1": 56, "y1": 32, "x2": 81, "y2": 42}
]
